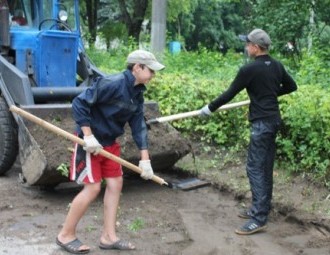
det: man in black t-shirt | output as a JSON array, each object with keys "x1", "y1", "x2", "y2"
[{"x1": 201, "y1": 29, "x2": 297, "y2": 235}]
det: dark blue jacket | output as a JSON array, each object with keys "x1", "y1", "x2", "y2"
[{"x1": 72, "y1": 70, "x2": 148, "y2": 149}]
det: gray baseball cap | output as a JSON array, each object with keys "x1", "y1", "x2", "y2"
[
  {"x1": 239, "y1": 29, "x2": 272, "y2": 49},
  {"x1": 127, "y1": 50, "x2": 165, "y2": 71}
]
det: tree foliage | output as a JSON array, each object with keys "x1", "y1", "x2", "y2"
[
  {"x1": 81, "y1": 0, "x2": 330, "y2": 62},
  {"x1": 171, "y1": 0, "x2": 245, "y2": 51},
  {"x1": 241, "y1": 0, "x2": 330, "y2": 53},
  {"x1": 81, "y1": 0, "x2": 150, "y2": 45},
  {"x1": 243, "y1": 1, "x2": 308, "y2": 51},
  {"x1": 117, "y1": 0, "x2": 149, "y2": 41}
]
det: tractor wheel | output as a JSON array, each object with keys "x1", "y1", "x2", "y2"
[{"x1": 0, "y1": 96, "x2": 18, "y2": 174}]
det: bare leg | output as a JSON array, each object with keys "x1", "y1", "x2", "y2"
[
  {"x1": 100, "y1": 176, "x2": 124, "y2": 244},
  {"x1": 57, "y1": 182, "x2": 101, "y2": 250}
]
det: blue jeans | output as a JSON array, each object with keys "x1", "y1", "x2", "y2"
[{"x1": 246, "y1": 118, "x2": 281, "y2": 225}]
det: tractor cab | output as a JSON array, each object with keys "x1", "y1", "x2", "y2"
[{"x1": 8, "y1": 0, "x2": 80, "y2": 91}]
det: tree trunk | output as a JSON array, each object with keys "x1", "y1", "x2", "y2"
[
  {"x1": 118, "y1": 0, "x2": 148, "y2": 42},
  {"x1": 85, "y1": 0, "x2": 99, "y2": 46}
]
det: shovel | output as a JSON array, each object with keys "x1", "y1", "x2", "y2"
[
  {"x1": 9, "y1": 105, "x2": 168, "y2": 186},
  {"x1": 147, "y1": 100, "x2": 250, "y2": 124}
]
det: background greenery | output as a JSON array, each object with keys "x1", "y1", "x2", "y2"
[{"x1": 82, "y1": 0, "x2": 330, "y2": 56}]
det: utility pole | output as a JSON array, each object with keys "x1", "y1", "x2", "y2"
[{"x1": 151, "y1": 0, "x2": 166, "y2": 54}]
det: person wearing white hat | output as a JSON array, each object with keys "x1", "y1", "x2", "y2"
[
  {"x1": 200, "y1": 29, "x2": 297, "y2": 235},
  {"x1": 56, "y1": 50, "x2": 164, "y2": 254},
  {"x1": 127, "y1": 49, "x2": 165, "y2": 71}
]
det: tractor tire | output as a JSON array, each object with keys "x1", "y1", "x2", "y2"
[{"x1": 0, "y1": 96, "x2": 18, "y2": 174}]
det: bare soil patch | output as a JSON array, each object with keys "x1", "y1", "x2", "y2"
[{"x1": 0, "y1": 140, "x2": 330, "y2": 255}]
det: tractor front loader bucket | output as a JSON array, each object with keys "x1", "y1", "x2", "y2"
[{"x1": 18, "y1": 105, "x2": 74, "y2": 186}]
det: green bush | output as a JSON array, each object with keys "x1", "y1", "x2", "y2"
[
  {"x1": 145, "y1": 49, "x2": 250, "y2": 149},
  {"x1": 146, "y1": 72, "x2": 250, "y2": 147},
  {"x1": 278, "y1": 85, "x2": 330, "y2": 187},
  {"x1": 295, "y1": 50, "x2": 330, "y2": 89}
]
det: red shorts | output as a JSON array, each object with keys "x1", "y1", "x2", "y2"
[{"x1": 70, "y1": 142, "x2": 123, "y2": 184}]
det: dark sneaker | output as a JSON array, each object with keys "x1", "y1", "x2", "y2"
[
  {"x1": 238, "y1": 209, "x2": 252, "y2": 219},
  {"x1": 235, "y1": 220, "x2": 267, "y2": 235}
]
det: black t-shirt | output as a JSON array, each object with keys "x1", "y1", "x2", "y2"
[{"x1": 208, "y1": 55, "x2": 297, "y2": 121}]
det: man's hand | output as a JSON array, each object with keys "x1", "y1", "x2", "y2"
[
  {"x1": 83, "y1": 135, "x2": 103, "y2": 155},
  {"x1": 139, "y1": 160, "x2": 154, "y2": 180},
  {"x1": 200, "y1": 105, "x2": 212, "y2": 116}
]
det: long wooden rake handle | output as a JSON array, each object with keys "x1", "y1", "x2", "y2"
[
  {"x1": 147, "y1": 100, "x2": 250, "y2": 124},
  {"x1": 10, "y1": 105, "x2": 168, "y2": 186}
]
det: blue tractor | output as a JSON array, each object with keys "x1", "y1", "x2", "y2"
[{"x1": 0, "y1": 0, "x2": 190, "y2": 186}]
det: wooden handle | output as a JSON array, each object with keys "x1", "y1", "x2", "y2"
[
  {"x1": 148, "y1": 110, "x2": 201, "y2": 124},
  {"x1": 10, "y1": 105, "x2": 168, "y2": 186},
  {"x1": 147, "y1": 100, "x2": 250, "y2": 124}
]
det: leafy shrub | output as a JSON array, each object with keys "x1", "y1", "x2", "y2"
[
  {"x1": 278, "y1": 85, "x2": 330, "y2": 187},
  {"x1": 145, "y1": 50, "x2": 250, "y2": 149},
  {"x1": 295, "y1": 50, "x2": 330, "y2": 89},
  {"x1": 147, "y1": 73, "x2": 250, "y2": 146}
]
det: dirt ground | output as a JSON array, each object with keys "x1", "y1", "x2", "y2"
[{"x1": 1, "y1": 142, "x2": 330, "y2": 255}]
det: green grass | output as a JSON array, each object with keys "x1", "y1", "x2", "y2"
[{"x1": 127, "y1": 217, "x2": 145, "y2": 232}]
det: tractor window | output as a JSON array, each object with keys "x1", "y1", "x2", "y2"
[
  {"x1": 9, "y1": 0, "x2": 29, "y2": 26},
  {"x1": 42, "y1": 0, "x2": 53, "y2": 20},
  {"x1": 39, "y1": 0, "x2": 77, "y2": 31},
  {"x1": 57, "y1": 0, "x2": 77, "y2": 30},
  {"x1": 21, "y1": 0, "x2": 33, "y2": 25}
]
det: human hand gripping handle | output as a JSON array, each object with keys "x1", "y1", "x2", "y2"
[
  {"x1": 200, "y1": 105, "x2": 212, "y2": 117},
  {"x1": 139, "y1": 160, "x2": 154, "y2": 180},
  {"x1": 83, "y1": 134, "x2": 103, "y2": 155}
]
